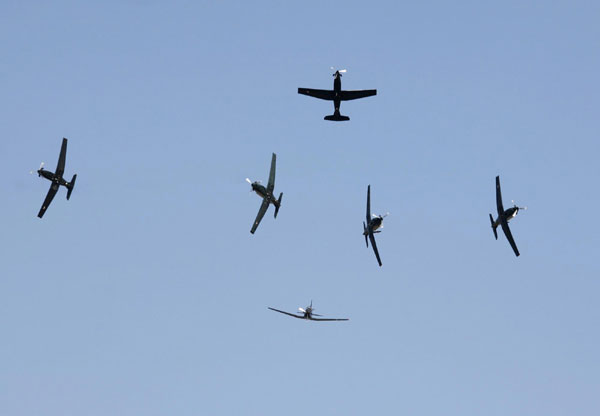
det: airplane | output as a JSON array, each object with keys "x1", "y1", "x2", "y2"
[
  {"x1": 298, "y1": 68, "x2": 377, "y2": 121},
  {"x1": 34, "y1": 138, "x2": 77, "y2": 218},
  {"x1": 268, "y1": 301, "x2": 349, "y2": 321},
  {"x1": 363, "y1": 185, "x2": 387, "y2": 267},
  {"x1": 489, "y1": 175, "x2": 526, "y2": 257},
  {"x1": 246, "y1": 153, "x2": 283, "y2": 234}
]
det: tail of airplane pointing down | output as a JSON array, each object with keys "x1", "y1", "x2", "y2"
[
  {"x1": 324, "y1": 110, "x2": 350, "y2": 122},
  {"x1": 274, "y1": 193, "x2": 283, "y2": 218},
  {"x1": 489, "y1": 214, "x2": 498, "y2": 240},
  {"x1": 66, "y1": 174, "x2": 77, "y2": 200}
]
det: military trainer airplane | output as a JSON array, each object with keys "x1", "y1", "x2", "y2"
[
  {"x1": 298, "y1": 68, "x2": 376, "y2": 121},
  {"x1": 268, "y1": 301, "x2": 349, "y2": 321},
  {"x1": 489, "y1": 175, "x2": 526, "y2": 257},
  {"x1": 363, "y1": 185, "x2": 387, "y2": 267},
  {"x1": 34, "y1": 138, "x2": 77, "y2": 218},
  {"x1": 246, "y1": 153, "x2": 283, "y2": 234}
]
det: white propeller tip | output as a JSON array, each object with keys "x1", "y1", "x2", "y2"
[{"x1": 245, "y1": 178, "x2": 252, "y2": 184}]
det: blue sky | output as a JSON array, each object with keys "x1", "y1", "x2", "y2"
[{"x1": 1, "y1": 1, "x2": 599, "y2": 415}]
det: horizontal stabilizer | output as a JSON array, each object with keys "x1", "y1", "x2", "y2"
[
  {"x1": 324, "y1": 113, "x2": 350, "y2": 121},
  {"x1": 274, "y1": 192, "x2": 283, "y2": 218},
  {"x1": 489, "y1": 214, "x2": 498, "y2": 240},
  {"x1": 66, "y1": 174, "x2": 77, "y2": 200}
]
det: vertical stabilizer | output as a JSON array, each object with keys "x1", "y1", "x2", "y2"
[
  {"x1": 66, "y1": 174, "x2": 77, "y2": 200},
  {"x1": 274, "y1": 193, "x2": 283, "y2": 218}
]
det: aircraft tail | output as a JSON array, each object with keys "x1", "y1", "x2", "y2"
[
  {"x1": 363, "y1": 222, "x2": 368, "y2": 247},
  {"x1": 66, "y1": 174, "x2": 77, "y2": 200},
  {"x1": 324, "y1": 110, "x2": 349, "y2": 122},
  {"x1": 274, "y1": 192, "x2": 283, "y2": 218},
  {"x1": 489, "y1": 214, "x2": 498, "y2": 240}
]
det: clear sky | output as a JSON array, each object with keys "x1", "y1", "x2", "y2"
[{"x1": 1, "y1": 1, "x2": 599, "y2": 415}]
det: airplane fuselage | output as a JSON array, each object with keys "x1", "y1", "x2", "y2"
[
  {"x1": 38, "y1": 169, "x2": 68, "y2": 187},
  {"x1": 251, "y1": 182, "x2": 279, "y2": 208},
  {"x1": 493, "y1": 207, "x2": 519, "y2": 228},
  {"x1": 364, "y1": 216, "x2": 383, "y2": 235},
  {"x1": 333, "y1": 72, "x2": 342, "y2": 112}
]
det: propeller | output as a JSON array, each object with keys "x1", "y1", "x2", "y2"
[
  {"x1": 511, "y1": 200, "x2": 527, "y2": 210},
  {"x1": 372, "y1": 212, "x2": 389, "y2": 219},
  {"x1": 330, "y1": 67, "x2": 347, "y2": 76},
  {"x1": 298, "y1": 307, "x2": 306, "y2": 313},
  {"x1": 30, "y1": 162, "x2": 44, "y2": 174},
  {"x1": 245, "y1": 178, "x2": 252, "y2": 184}
]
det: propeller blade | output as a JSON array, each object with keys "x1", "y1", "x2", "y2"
[
  {"x1": 298, "y1": 308, "x2": 306, "y2": 313},
  {"x1": 339, "y1": 69, "x2": 347, "y2": 73},
  {"x1": 32, "y1": 162, "x2": 45, "y2": 174},
  {"x1": 245, "y1": 178, "x2": 252, "y2": 184},
  {"x1": 511, "y1": 200, "x2": 527, "y2": 210}
]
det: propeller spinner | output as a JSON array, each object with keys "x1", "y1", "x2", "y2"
[
  {"x1": 511, "y1": 200, "x2": 527, "y2": 210},
  {"x1": 30, "y1": 162, "x2": 44, "y2": 175},
  {"x1": 330, "y1": 67, "x2": 347, "y2": 76}
]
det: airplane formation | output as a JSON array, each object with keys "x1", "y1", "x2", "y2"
[{"x1": 33, "y1": 69, "x2": 527, "y2": 322}]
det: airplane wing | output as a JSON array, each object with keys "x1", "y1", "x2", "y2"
[
  {"x1": 369, "y1": 233, "x2": 382, "y2": 266},
  {"x1": 38, "y1": 183, "x2": 59, "y2": 218},
  {"x1": 495, "y1": 175, "x2": 504, "y2": 215},
  {"x1": 366, "y1": 185, "x2": 371, "y2": 223},
  {"x1": 500, "y1": 218, "x2": 520, "y2": 257},
  {"x1": 340, "y1": 89, "x2": 377, "y2": 101},
  {"x1": 310, "y1": 317, "x2": 349, "y2": 321},
  {"x1": 267, "y1": 153, "x2": 276, "y2": 193},
  {"x1": 250, "y1": 197, "x2": 270, "y2": 234},
  {"x1": 268, "y1": 307, "x2": 304, "y2": 319},
  {"x1": 55, "y1": 138, "x2": 68, "y2": 178},
  {"x1": 298, "y1": 88, "x2": 335, "y2": 101}
]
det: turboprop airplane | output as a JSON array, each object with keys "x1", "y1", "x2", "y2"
[
  {"x1": 34, "y1": 138, "x2": 77, "y2": 218},
  {"x1": 489, "y1": 175, "x2": 526, "y2": 257},
  {"x1": 268, "y1": 301, "x2": 348, "y2": 321},
  {"x1": 298, "y1": 68, "x2": 376, "y2": 121},
  {"x1": 363, "y1": 185, "x2": 387, "y2": 267},
  {"x1": 246, "y1": 153, "x2": 283, "y2": 234}
]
